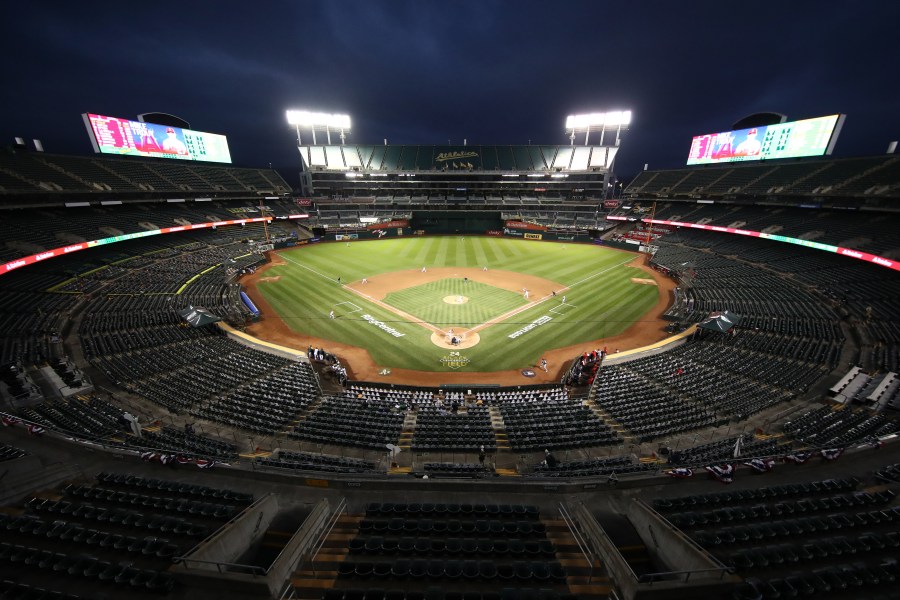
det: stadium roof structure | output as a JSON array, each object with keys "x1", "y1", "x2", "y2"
[
  {"x1": 297, "y1": 144, "x2": 621, "y2": 199},
  {"x1": 298, "y1": 144, "x2": 618, "y2": 173}
]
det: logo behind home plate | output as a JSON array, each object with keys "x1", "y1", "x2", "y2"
[{"x1": 440, "y1": 351, "x2": 470, "y2": 370}]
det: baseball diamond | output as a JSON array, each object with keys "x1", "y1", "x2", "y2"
[{"x1": 240, "y1": 236, "x2": 671, "y2": 384}]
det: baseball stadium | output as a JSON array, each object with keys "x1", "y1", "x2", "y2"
[{"x1": 1, "y1": 107, "x2": 900, "y2": 600}]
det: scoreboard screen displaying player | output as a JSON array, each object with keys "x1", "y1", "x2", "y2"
[
  {"x1": 686, "y1": 114, "x2": 844, "y2": 165},
  {"x1": 83, "y1": 113, "x2": 233, "y2": 163}
]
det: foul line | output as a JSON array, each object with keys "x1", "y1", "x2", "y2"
[
  {"x1": 280, "y1": 253, "x2": 342, "y2": 283},
  {"x1": 345, "y1": 287, "x2": 448, "y2": 337}
]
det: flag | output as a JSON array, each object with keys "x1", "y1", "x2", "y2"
[
  {"x1": 733, "y1": 435, "x2": 744, "y2": 459},
  {"x1": 1, "y1": 415, "x2": 21, "y2": 427},
  {"x1": 743, "y1": 458, "x2": 775, "y2": 473},
  {"x1": 195, "y1": 459, "x2": 216, "y2": 469},
  {"x1": 665, "y1": 467, "x2": 693, "y2": 478},
  {"x1": 783, "y1": 452, "x2": 811, "y2": 464},
  {"x1": 705, "y1": 464, "x2": 735, "y2": 484},
  {"x1": 176, "y1": 455, "x2": 192, "y2": 465},
  {"x1": 26, "y1": 424, "x2": 45, "y2": 436},
  {"x1": 820, "y1": 448, "x2": 844, "y2": 461},
  {"x1": 140, "y1": 452, "x2": 157, "y2": 462}
]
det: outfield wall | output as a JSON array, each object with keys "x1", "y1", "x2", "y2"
[{"x1": 410, "y1": 210, "x2": 504, "y2": 234}]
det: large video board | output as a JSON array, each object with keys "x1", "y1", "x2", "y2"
[
  {"x1": 83, "y1": 113, "x2": 232, "y2": 163},
  {"x1": 687, "y1": 114, "x2": 844, "y2": 165}
]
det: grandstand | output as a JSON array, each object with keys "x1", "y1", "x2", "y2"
[{"x1": 1, "y1": 112, "x2": 900, "y2": 600}]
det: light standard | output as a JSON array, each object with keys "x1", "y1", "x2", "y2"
[{"x1": 286, "y1": 110, "x2": 352, "y2": 146}]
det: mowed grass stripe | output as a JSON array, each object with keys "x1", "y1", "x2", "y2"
[
  {"x1": 260, "y1": 238, "x2": 661, "y2": 371},
  {"x1": 471, "y1": 238, "x2": 490, "y2": 268}
]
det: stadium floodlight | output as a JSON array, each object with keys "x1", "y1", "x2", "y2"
[
  {"x1": 286, "y1": 110, "x2": 352, "y2": 145},
  {"x1": 565, "y1": 110, "x2": 632, "y2": 146}
]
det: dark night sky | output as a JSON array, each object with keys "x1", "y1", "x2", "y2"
[{"x1": 2, "y1": 1, "x2": 898, "y2": 180}]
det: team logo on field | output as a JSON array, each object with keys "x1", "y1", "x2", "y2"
[{"x1": 440, "y1": 351, "x2": 470, "y2": 370}]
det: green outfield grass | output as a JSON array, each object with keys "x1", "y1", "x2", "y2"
[{"x1": 255, "y1": 237, "x2": 660, "y2": 372}]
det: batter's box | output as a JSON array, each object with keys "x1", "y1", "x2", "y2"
[
  {"x1": 335, "y1": 301, "x2": 363, "y2": 314},
  {"x1": 549, "y1": 302, "x2": 576, "y2": 315}
]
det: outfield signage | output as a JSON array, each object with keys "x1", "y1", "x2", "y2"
[
  {"x1": 1, "y1": 217, "x2": 271, "y2": 276},
  {"x1": 361, "y1": 314, "x2": 405, "y2": 338},
  {"x1": 524, "y1": 233, "x2": 543, "y2": 240},
  {"x1": 505, "y1": 220, "x2": 547, "y2": 231},
  {"x1": 604, "y1": 215, "x2": 900, "y2": 272},
  {"x1": 367, "y1": 220, "x2": 409, "y2": 230},
  {"x1": 508, "y1": 315, "x2": 552, "y2": 339}
]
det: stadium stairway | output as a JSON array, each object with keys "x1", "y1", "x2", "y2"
[
  {"x1": 289, "y1": 512, "x2": 356, "y2": 598},
  {"x1": 488, "y1": 406, "x2": 510, "y2": 450},
  {"x1": 584, "y1": 399, "x2": 634, "y2": 443},
  {"x1": 543, "y1": 514, "x2": 615, "y2": 599},
  {"x1": 397, "y1": 411, "x2": 418, "y2": 451},
  {"x1": 284, "y1": 395, "x2": 327, "y2": 434},
  {"x1": 290, "y1": 510, "x2": 616, "y2": 600}
]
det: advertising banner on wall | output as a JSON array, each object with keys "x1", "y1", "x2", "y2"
[
  {"x1": 367, "y1": 220, "x2": 409, "y2": 230},
  {"x1": 505, "y1": 220, "x2": 547, "y2": 231}
]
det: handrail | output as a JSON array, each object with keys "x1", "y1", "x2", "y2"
[
  {"x1": 173, "y1": 493, "x2": 272, "y2": 575},
  {"x1": 557, "y1": 502, "x2": 597, "y2": 584},
  {"x1": 301, "y1": 497, "x2": 347, "y2": 578},
  {"x1": 635, "y1": 566, "x2": 732, "y2": 584},
  {"x1": 633, "y1": 498, "x2": 732, "y2": 581},
  {"x1": 171, "y1": 556, "x2": 266, "y2": 576}
]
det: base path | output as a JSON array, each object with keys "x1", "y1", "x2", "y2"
[{"x1": 239, "y1": 250, "x2": 676, "y2": 386}]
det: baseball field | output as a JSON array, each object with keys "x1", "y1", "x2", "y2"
[{"x1": 242, "y1": 237, "x2": 666, "y2": 378}]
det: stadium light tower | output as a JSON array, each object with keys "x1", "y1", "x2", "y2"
[
  {"x1": 286, "y1": 110, "x2": 352, "y2": 145},
  {"x1": 566, "y1": 110, "x2": 632, "y2": 146}
]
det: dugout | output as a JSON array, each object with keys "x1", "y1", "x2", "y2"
[{"x1": 410, "y1": 210, "x2": 503, "y2": 234}]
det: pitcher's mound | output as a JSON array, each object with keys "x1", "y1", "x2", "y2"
[
  {"x1": 443, "y1": 295, "x2": 469, "y2": 304},
  {"x1": 430, "y1": 331, "x2": 481, "y2": 349}
]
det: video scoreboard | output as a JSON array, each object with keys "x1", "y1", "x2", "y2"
[
  {"x1": 83, "y1": 113, "x2": 232, "y2": 163},
  {"x1": 687, "y1": 114, "x2": 844, "y2": 165}
]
